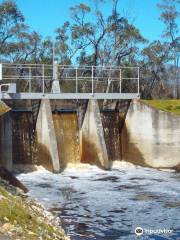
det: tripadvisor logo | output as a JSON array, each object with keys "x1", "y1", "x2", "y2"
[{"x1": 135, "y1": 227, "x2": 144, "y2": 236}]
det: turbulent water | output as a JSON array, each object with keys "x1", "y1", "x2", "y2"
[{"x1": 17, "y1": 161, "x2": 180, "y2": 240}]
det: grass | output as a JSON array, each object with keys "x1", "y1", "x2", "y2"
[
  {"x1": 142, "y1": 100, "x2": 180, "y2": 115},
  {"x1": 0, "y1": 186, "x2": 67, "y2": 240}
]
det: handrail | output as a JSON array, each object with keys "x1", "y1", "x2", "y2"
[
  {"x1": 0, "y1": 63, "x2": 140, "y2": 97},
  {"x1": 1, "y1": 63, "x2": 139, "y2": 69}
]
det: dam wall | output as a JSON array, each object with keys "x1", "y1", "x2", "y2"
[
  {"x1": 101, "y1": 111, "x2": 121, "y2": 161},
  {"x1": 0, "y1": 112, "x2": 12, "y2": 171},
  {"x1": 36, "y1": 100, "x2": 60, "y2": 172},
  {"x1": 81, "y1": 100, "x2": 110, "y2": 170},
  {"x1": 36, "y1": 99, "x2": 123, "y2": 171},
  {"x1": 1, "y1": 99, "x2": 180, "y2": 172},
  {"x1": 122, "y1": 100, "x2": 180, "y2": 168},
  {"x1": 12, "y1": 112, "x2": 36, "y2": 165}
]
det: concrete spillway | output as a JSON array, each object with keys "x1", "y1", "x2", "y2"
[
  {"x1": 53, "y1": 113, "x2": 80, "y2": 168},
  {"x1": 0, "y1": 99, "x2": 129, "y2": 172},
  {"x1": 1, "y1": 99, "x2": 180, "y2": 172}
]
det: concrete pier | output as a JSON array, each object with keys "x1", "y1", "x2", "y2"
[
  {"x1": 0, "y1": 112, "x2": 12, "y2": 171},
  {"x1": 36, "y1": 99, "x2": 60, "y2": 172},
  {"x1": 80, "y1": 100, "x2": 111, "y2": 169}
]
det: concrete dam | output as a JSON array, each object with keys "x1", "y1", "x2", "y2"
[
  {"x1": 1, "y1": 64, "x2": 180, "y2": 240},
  {"x1": 0, "y1": 63, "x2": 180, "y2": 172},
  {"x1": 0, "y1": 99, "x2": 130, "y2": 172},
  {"x1": 1, "y1": 99, "x2": 180, "y2": 173}
]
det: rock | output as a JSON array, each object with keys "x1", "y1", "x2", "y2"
[
  {"x1": 0, "y1": 232, "x2": 11, "y2": 240},
  {"x1": 3, "y1": 217, "x2": 9, "y2": 222},
  {"x1": 0, "y1": 194, "x2": 6, "y2": 201},
  {"x1": 1, "y1": 223, "x2": 14, "y2": 233},
  {"x1": 0, "y1": 166, "x2": 28, "y2": 193},
  {"x1": 27, "y1": 230, "x2": 37, "y2": 236}
]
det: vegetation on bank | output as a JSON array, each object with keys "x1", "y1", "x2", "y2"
[
  {"x1": 142, "y1": 100, "x2": 180, "y2": 115},
  {"x1": 0, "y1": 179, "x2": 69, "y2": 240}
]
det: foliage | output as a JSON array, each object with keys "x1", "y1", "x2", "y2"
[
  {"x1": 0, "y1": 0, "x2": 179, "y2": 98},
  {"x1": 141, "y1": 41, "x2": 171, "y2": 98},
  {"x1": 55, "y1": 0, "x2": 146, "y2": 66},
  {"x1": 0, "y1": 186, "x2": 67, "y2": 240},
  {"x1": 0, "y1": 0, "x2": 54, "y2": 63},
  {"x1": 157, "y1": 0, "x2": 180, "y2": 98}
]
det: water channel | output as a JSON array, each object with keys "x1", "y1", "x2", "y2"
[{"x1": 17, "y1": 161, "x2": 180, "y2": 240}]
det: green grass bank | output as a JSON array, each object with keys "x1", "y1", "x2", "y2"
[
  {"x1": 0, "y1": 179, "x2": 69, "y2": 240},
  {"x1": 142, "y1": 100, "x2": 180, "y2": 115}
]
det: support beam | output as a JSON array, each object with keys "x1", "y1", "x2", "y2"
[
  {"x1": 80, "y1": 99, "x2": 111, "y2": 170},
  {"x1": 77, "y1": 100, "x2": 88, "y2": 128},
  {"x1": 36, "y1": 99, "x2": 60, "y2": 172},
  {"x1": 51, "y1": 81, "x2": 61, "y2": 93},
  {"x1": 0, "y1": 92, "x2": 140, "y2": 100}
]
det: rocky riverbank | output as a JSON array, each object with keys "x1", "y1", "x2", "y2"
[{"x1": 0, "y1": 177, "x2": 69, "y2": 240}]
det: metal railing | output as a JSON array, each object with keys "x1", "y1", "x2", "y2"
[{"x1": 0, "y1": 63, "x2": 140, "y2": 99}]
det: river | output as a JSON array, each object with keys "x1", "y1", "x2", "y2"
[{"x1": 17, "y1": 161, "x2": 180, "y2": 240}]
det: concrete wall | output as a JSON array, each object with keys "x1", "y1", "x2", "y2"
[
  {"x1": 4, "y1": 98, "x2": 180, "y2": 172},
  {"x1": 80, "y1": 100, "x2": 111, "y2": 169},
  {"x1": 101, "y1": 111, "x2": 121, "y2": 161},
  {"x1": 0, "y1": 112, "x2": 12, "y2": 171},
  {"x1": 122, "y1": 100, "x2": 180, "y2": 168},
  {"x1": 12, "y1": 112, "x2": 36, "y2": 165},
  {"x1": 36, "y1": 99, "x2": 60, "y2": 172}
]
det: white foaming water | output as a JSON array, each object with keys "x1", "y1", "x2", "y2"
[{"x1": 17, "y1": 161, "x2": 180, "y2": 240}]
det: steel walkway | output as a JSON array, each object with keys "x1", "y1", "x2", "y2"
[{"x1": 0, "y1": 63, "x2": 140, "y2": 99}]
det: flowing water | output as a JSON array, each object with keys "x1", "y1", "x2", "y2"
[
  {"x1": 53, "y1": 114, "x2": 80, "y2": 167},
  {"x1": 17, "y1": 161, "x2": 180, "y2": 240}
]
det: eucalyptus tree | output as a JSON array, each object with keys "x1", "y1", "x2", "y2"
[
  {"x1": 55, "y1": 1, "x2": 146, "y2": 66},
  {"x1": 54, "y1": 0, "x2": 147, "y2": 97},
  {"x1": 0, "y1": 0, "x2": 44, "y2": 63},
  {"x1": 158, "y1": 0, "x2": 180, "y2": 98},
  {"x1": 141, "y1": 41, "x2": 171, "y2": 98},
  {"x1": 0, "y1": 0, "x2": 25, "y2": 60}
]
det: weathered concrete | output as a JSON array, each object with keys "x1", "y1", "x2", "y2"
[
  {"x1": 0, "y1": 112, "x2": 12, "y2": 171},
  {"x1": 122, "y1": 100, "x2": 180, "y2": 168},
  {"x1": 80, "y1": 99, "x2": 111, "y2": 169},
  {"x1": 51, "y1": 81, "x2": 61, "y2": 93},
  {"x1": 101, "y1": 111, "x2": 121, "y2": 161},
  {"x1": 12, "y1": 112, "x2": 36, "y2": 165},
  {"x1": 36, "y1": 99, "x2": 60, "y2": 172}
]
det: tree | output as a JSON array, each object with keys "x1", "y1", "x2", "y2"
[
  {"x1": 0, "y1": 0, "x2": 25, "y2": 60},
  {"x1": 158, "y1": 0, "x2": 180, "y2": 98},
  {"x1": 70, "y1": 3, "x2": 106, "y2": 66},
  {"x1": 55, "y1": 1, "x2": 146, "y2": 66},
  {"x1": 141, "y1": 41, "x2": 171, "y2": 98},
  {"x1": 104, "y1": 0, "x2": 146, "y2": 66},
  {"x1": 0, "y1": 0, "x2": 46, "y2": 64},
  {"x1": 54, "y1": 1, "x2": 147, "y2": 96}
]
